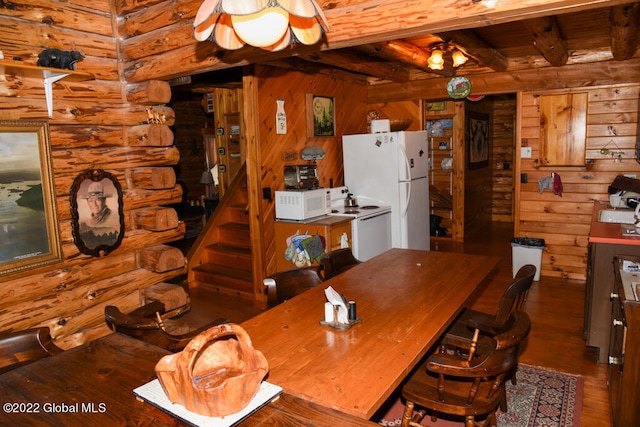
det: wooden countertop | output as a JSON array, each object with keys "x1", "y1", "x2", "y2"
[
  {"x1": 276, "y1": 215, "x2": 352, "y2": 226},
  {"x1": 241, "y1": 248, "x2": 499, "y2": 419},
  {"x1": 589, "y1": 201, "x2": 640, "y2": 245}
]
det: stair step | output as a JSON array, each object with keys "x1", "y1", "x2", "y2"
[
  {"x1": 217, "y1": 222, "x2": 250, "y2": 244},
  {"x1": 225, "y1": 206, "x2": 249, "y2": 223},
  {"x1": 192, "y1": 263, "x2": 254, "y2": 296},
  {"x1": 206, "y1": 243, "x2": 252, "y2": 270}
]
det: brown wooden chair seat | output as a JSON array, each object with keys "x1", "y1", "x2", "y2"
[
  {"x1": 319, "y1": 248, "x2": 362, "y2": 279},
  {"x1": 401, "y1": 310, "x2": 531, "y2": 427},
  {"x1": 104, "y1": 301, "x2": 226, "y2": 352},
  {"x1": 263, "y1": 265, "x2": 324, "y2": 307},
  {"x1": 0, "y1": 327, "x2": 63, "y2": 374}
]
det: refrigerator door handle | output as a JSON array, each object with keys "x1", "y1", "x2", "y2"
[
  {"x1": 401, "y1": 180, "x2": 411, "y2": 218},
  {"x1": 398, "y1": 146, "x2": 412, "y2": 217},
  {"x1": 398, "y1": 145, "x2": 412, "y2": 182}
]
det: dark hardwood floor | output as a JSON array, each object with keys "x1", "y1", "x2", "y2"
[{"x1": 183, "y1": 221, "x2": 610, "y2": 426}]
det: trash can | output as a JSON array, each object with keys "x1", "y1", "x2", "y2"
[{"x1": 511, "y1": 238, "x2": 545, "y2": 281}]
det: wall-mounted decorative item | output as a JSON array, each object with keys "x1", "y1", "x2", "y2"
[
  {"x1": 70, "y1": 169, "x2": 124, "y2": 257},
  {"x1": 306, "y1": 94, "x2": 335, "y2": 137},
  {"x1": 276, "y1": 98, "x2": 287, "y2": 134},
  {"x1": 425, "y1": 101, "x2": 446, "y2": 112},
  {"x1": 466, "y1": 111, "x2": 489, "y2": 169},
  {"x1": 0, "y1": 120, "x2": 62, "y2": 276}
]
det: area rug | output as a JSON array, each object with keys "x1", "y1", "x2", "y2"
[{"x1": 375, "y1": 363, "x2": 583, "y2": 427}]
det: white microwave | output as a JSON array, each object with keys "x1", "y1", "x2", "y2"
[{"x1": 275, "y1": 188, "x2": 328, "y2": 220}]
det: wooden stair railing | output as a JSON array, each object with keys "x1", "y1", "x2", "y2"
[{"x1": 186, "y1": 164, "x2": 254, "y2": 300}]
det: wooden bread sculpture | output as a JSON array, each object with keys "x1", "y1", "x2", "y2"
[{"x1": 155, "y1": 323, "x2": 268, "y2": 417}]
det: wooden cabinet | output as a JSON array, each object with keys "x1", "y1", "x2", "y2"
[
  {"x1": 609, "y1": 256, "x2": 640, "y2": 427},
  {"x1": 274, "y1": 216, "x2": 352, "y2": 272},
  {"x1": 585, "y1": 242, "x2": 640, "y2": 362},
  {"x1": 538, "y1": 92, "x2": 588, "y2": 166}
]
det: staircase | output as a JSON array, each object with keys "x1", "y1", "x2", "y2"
[{"x1": 187, "y1": 165, "x2": 255, "y2": 300}]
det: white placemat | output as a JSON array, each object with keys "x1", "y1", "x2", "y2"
[{"x1": 133, "y1": 379, "x2": 282, "y2": 427}]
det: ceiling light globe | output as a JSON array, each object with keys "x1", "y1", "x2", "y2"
[
  {"x1": 231, "y1": 7, "x2": 290, "y2": 47},
  {"x1": 452, "y1": 50, "x2": 468, "y2": 67},
  {"x1": 428, "y1": 50, "x2": 444, "y2": 70}
]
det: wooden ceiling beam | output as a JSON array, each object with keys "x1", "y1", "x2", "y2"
[
  {"x1": 437, "y1": 30, "x2": 509, "y2": 72},
  {"x1": 296, "y1": 49, "x2": 411, "y2": 82},
  {"x1": 522, "y1": 16, "x2": 569, "y2": 66},
  {"x1": 610, "y1": 3, "x2": 640, "y2": 60},
  {"x1": 367, "y1": 57, "x2": 640, "y2": 103},
  {"x1": 357, "y1": 41, "x2": 455, "y2": 77}
]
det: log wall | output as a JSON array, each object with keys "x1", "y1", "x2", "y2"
[
  {"x1": 517, "y1": 84, "x2": 640, "y2": 280},
  {"x1": 0, "y1": 1, "x2": 185, "y2": 348}
]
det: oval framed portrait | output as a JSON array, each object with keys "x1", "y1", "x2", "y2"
[{"x1": 70, "y1": 169, "x2": 124, "y2": 256}]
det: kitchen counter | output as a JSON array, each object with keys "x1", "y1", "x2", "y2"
[
  {"x1": 276, "y1": 214, "x2": 353, "y2": 227},
  {"x1": 586, "y1": 201, "x2": 640, "y2": 362},
  {"x1": 589, "y1": 201, "x2": 640, "y2": 245}
]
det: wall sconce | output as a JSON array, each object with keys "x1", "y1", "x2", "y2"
[
  {"x1": 194, "y1": 0, "x2": 329, "y2": 52},
  {"x1": 428, "y1": 44, "x2": 468, "y2": 70}
]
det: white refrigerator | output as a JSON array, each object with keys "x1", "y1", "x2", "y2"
[{"x1": 342, "y1": 131, "x2": 430, "y2": 251}]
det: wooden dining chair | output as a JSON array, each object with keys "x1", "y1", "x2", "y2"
[
  {"x1": 441, "y1": 264, "x2": 536, "y2": 347},
  {"x1": 263, "y1": 265, "x2": 324, "y2": 307},
  {"x1": 401, "y1": 310, "x2": 532, "y2": 427},
  {"x1": 0, "y1": 327, "x2": 63, "y2": 374},
  {"x1": 104, "y1": 301, "x2": 227, "y2": 352},
  {"x1": 319, "y1": 248, "x2": 362, "y2": 279}
]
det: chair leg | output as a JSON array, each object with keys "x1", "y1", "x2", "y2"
[
  {"x1": 465, "y1": 415, "x2": 476, "y2": 427},
  {"x1": 402, "y1": 401, "x2": 414, "y2": 427},
  {"x1": 499, "y1": 388, "x2": 508, "y2": 412},
  {"x1": 486, "y1": 411, "x2": 498, "y2": 426}
]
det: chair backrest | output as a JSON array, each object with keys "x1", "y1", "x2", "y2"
[
  {"x1": 319, "y1": 248, "x2": 362, "y2": 279},
  {"x1": 263, "y1": 266, "x2": 324, "y2": 306},
  {"x1": 0, "y1": 327, "x2": 63, "y2": 374},
  {"x1": 492, "y1": 264, "x2": 536, "y2": 330},
  {"x1": 426, "y1": 310, "x2": 531, "y2": 407}
]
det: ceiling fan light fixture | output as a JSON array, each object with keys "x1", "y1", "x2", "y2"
[{"x1": 194, "y1": 0, "x2": 329, "y2": 51}]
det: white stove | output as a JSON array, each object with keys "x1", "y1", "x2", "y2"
[{"x1": 326, "y1": 186, "x2": 392, "y2": 261}]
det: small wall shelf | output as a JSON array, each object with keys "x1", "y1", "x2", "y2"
[{"x1": 0, "y1": 59, "x2": 94, "y2": 118}]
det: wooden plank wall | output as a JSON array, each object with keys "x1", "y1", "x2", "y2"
[
  {"x1": 171, "y1": 96, "x2": 210, "y2": 201},
  {"x1": 491, "y1": 95, "x2": 516, "y2": 222},
  {"x1": 464, "y1": 100, "x2": 494, "y2": 237},
  {"x1": 253, "y1": 66, "x2": 369, "y2": 276},
  {"x1": 517, "y1": 84, "x2": 640, "y2": 280},
  {"x1": 0, "y1": 0, "x2": 186, "y2": 349}
]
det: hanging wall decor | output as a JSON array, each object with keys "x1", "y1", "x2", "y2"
[
  {"x1": 306, "y1": 94, "x2": 335, "y2": 137},
  {"x1": 0, "y1": 120, "x2": 62, "y2": 276},
  {"x1": 70, "y1": 169, "x2": 124, "y2": 256},
  {"x1": 466, "y1": 111, "x2": 489, "y2": 169}
]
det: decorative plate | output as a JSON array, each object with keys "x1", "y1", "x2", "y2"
[
  {"x1": 466, "y1": 95, "x2": 485, "y2": 102},
  {"x1": 447, "y1": 77, "x2": 471, "y2": 99}
]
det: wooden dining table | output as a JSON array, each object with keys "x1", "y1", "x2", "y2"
[
  {"x1": 0, "y1": 248, "x2": 497, "y2": 425},
  {"x1": 0, "y1": 332, "x2": 378, "y2": 426},
  {"x1": 241, "y1": 248, "x2": 499, "y2": 419}
]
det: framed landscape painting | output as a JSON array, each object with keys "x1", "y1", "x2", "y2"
[{"x1": 0, "y1": 120, "x2": 62, "y2": 276}]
